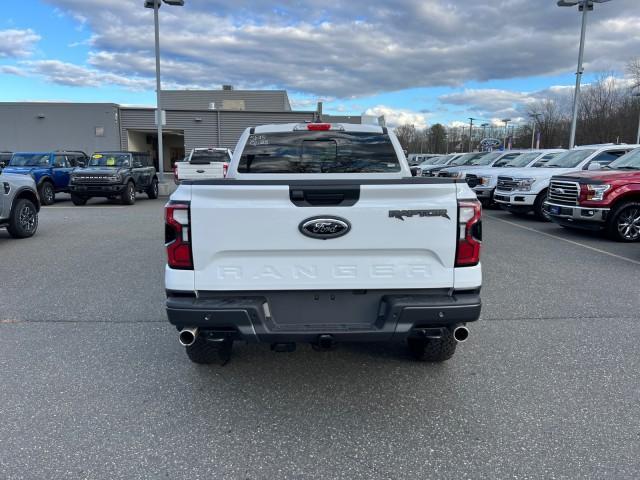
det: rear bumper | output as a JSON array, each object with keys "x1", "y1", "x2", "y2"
[
  {"x1": 544, "y1": 201, "x2": 609, "y2": 230},
  {"x1": 70, "y1": 184, "x2": 126, "y2": 196},
  {"x1": 166, "y1": 289, "x2": 481, "y2": 343}
]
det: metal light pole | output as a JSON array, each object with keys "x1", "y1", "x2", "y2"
[
  {"x1": 501, "y1": 118, "x2": 511, "y2": 150},
  {"x1": 468, "y1": 117, "x2": 476, "y2": 153},
  {"x1": 145, "y1": 0, "x2": 184, "y2": 182},
  {"x1": 481, "y1": 123, "x2": 489, "y2": 139},
  {"x1": 557, "y1": 0, "x2": 612, "y2": 149},
  {"x1": 633, "y1": 92, "x2": 640, "y2": 144}
]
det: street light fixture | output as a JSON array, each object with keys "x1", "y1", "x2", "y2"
[
  {"x1": 557, "y1": 0, "x2": 612, "y2": 149},
  {"x1": 144, "y1": 0, "x2": 185, "y2": 183},
  {"x1": 501, "y1": 118, "x2": 511, "y2": 150}
]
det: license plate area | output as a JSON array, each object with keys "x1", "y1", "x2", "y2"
[{"x1": 263, "y1": 291, "x2": 384, "y2": 332}]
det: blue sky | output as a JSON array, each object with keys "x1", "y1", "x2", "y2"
[{"x1": 1, "y1": 0, "x2": 638, "y2": 128}]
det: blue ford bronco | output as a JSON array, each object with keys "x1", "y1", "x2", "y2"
[{"x1": 3, "y1": 151, "x2": 89, "y2": 205}]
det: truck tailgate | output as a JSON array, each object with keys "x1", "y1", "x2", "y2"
[
  {"x1": 190, "y1": 181, "x2": 459, "y2": 291},
  {"x1": 177, "y1": 162, "x2": 225, "y2": 181}
]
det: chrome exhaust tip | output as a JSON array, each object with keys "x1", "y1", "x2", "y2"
[
  {"x1": 178, "y1": 327, "x2": 198, "y2": 347},
  {"x1": 453, "y1": 326, "x2": 469, "y2": 343}
]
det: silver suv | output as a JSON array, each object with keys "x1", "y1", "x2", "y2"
[{"x1": 0, "y1": 171, "x2": 40, "y2": 238}]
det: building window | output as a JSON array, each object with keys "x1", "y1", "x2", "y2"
[
  {"x1": 222, "y1": 99, "x2": 246, "y2": 111},
  {"x1": 95, "y1": 127, "x2": 105, "y2": 137}
]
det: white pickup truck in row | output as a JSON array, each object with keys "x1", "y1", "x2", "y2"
[
  {"x1": 164, "y1": 123, "x2": 482, "y2": 364},
  {"x1": 494, "y1": 144, "x2": 638, "y2": 220},
  {"x1": 173, "y1": 147, "x2": 232, "y2": 183}
]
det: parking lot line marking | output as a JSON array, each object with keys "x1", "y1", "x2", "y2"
[{"x1": 486, "y1": 214, "x2": 640, "y2": 266}]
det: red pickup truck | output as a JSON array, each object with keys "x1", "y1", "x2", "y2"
[{"x1": 544, "y1": 148, "x2": 640, "y2": 242}]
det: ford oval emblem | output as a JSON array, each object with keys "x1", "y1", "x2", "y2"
[{"x1": 299, "y1": 216, "x2": 351, "y2": 240}]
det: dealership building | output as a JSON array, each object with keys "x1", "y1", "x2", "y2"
[{"x1": 0, "y1": 88, "x2": 379, "y2": 172}]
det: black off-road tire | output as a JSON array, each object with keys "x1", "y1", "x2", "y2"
[
  {"x1": 607, "y1": 201, "x2": 640, "y2": 242},
  {"x1": 147, "y1": 177, "x2": 159, "y2": 199},
  {"x1": 71, "y1": 194, "x2": 88, "y2": 206},
  {"x1": 408, "y1": 330, "x2": 457, "y2": 362},
  {"x1": 7, "y1": 198, "x2": 38, "y2": 238},
  {"x1": 38, "y1": 181, "x2": 55, "y2": 205},
  {"x1": 186, "y1": 336, "x2": 228, "y2": 364},
  {"x1": 121, "y1": 181, "x2": 136, "y2": 205},
  {"x1": 533, "y1": 190, "x2": 550, "y2": 221}
]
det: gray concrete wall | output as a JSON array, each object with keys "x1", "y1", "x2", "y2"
[
  {"x1": 161, "y1": 90, "x2": 291, "y2": 112},
  {"x1": 120, "y1": 108, "x2": 317, "y2": 154},
  {"x1": 0, "y1": 103, "x2": 121, "y2": 154}
]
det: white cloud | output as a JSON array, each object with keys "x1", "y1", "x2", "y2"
[
  {"x1": 365, "y1": 105, "x2": 428, "y2": 129},
  {"x1": 8, "y1": 60, "x2": 154, "y2": 90},
  {"x1": 36, "y1": 0, "x2": 640, "y2": 98},
  {"x1": 439, "y1": 89, "x2": 538, "y2": 122},
  {"x1": 0, "y1": 29, "x2": 41, "y2": 58},
  {"x1": 0, "y1": 65, "x2": 29, "y2": 77}
]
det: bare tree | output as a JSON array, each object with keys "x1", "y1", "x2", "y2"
[
  {"x1": 394, "y1": 124, "x2": 418, "y2": 152},
  {"x1": 627, "y1": 58, "x2": 640, "y2": 91},
  {"x1": 527, "y1": 98, "x2": 570, "y2": 148},
  {"x1": 578, "y1": 73, "x2": 628, "y2": 145}
]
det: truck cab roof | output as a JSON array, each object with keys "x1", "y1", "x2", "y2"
[{"x1": 251, "y1": 123, "x2": 388, "y2": 135}]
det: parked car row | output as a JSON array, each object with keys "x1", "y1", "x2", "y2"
[
  {"x1": 410, "y1": 143, "x2": 640, "y2": 242},
  {"x1": 1, "y1": 150, "x2": 158, "y2": 206},
  {"x1": 494, "y1": 144, "x2": 637, "y2": 222},
  {"x1": 439, "y1": 150, "x2": 566, "y2": 207}
]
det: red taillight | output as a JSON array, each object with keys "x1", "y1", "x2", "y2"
[
  {"x1": 223, "y1": 162, "x2": 229, "y2": 177},
  {"x1": 455, "y1": 200, "x2": 482, "y2": 267},
  {"x1": 307, "y1": 123, "x2": 332, "y2": 131},
  {"x1": 165, "y1": 202, "x2": 193, "y2": 270}
]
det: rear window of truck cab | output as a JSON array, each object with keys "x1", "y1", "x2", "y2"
[
  {"x1": 191, "y1": 150, "x2": 229, "y2": 164},
  {"x1": 237, "y1": 131, "x2": 401, "y2": 174}
]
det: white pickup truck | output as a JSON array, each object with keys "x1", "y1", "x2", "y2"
[
  {"x1": 173, "y1": 148, "x2": 232, "y2": 183},
  {"x1": 494, "y1": 144, "x2": 637, "y2": 220},
  {"x1": 164, "y1": 123, "x2": 482, "y2": 364}
]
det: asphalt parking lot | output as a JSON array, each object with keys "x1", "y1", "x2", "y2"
[{"x1": 1, "y1": 195, "x2": 639, "y2": 480}]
